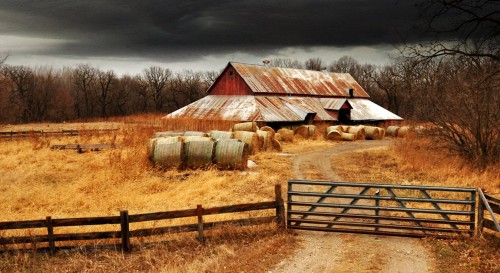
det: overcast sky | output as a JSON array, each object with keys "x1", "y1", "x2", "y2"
[{"x1": 0, "y1": 0, "x2": 423, "y2": 74}]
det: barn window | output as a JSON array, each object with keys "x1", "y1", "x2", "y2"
[{"x1": 229, "y1": 70, "x2": 234, "y2": 77}]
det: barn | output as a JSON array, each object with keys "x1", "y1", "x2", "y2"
[{"x1": 165, "y1": 62, "x2": 402, "y2": 127}]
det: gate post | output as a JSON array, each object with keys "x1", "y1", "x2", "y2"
[
  {"x1": 375, "y1": 189, "x2": 380, "y2": 231},
  {"x1": 275, "y1": 184, "x2": 285, "y2": 228}
]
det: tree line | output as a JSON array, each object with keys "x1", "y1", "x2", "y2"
[{"x1": 0, "y1": 63, "x2": 217, "y2": 123}]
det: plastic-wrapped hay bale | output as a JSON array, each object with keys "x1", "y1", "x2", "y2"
[
  {"x1": 185, "y1": 141, "x2": 216, "y2": 169},
  {"x1": 277, "y1": 128, "x2": 294, "y2": 142},
  {"x1": 326, "y1": 129, "x2": 342, "y2": 141},
  {"x1": 341, "y1": 133, "x2": 356, "y2": 141},
  {"x1": 153, "y1": 142, "x2": 184, "y2": 169},
  {"x1": 153, "y1": 131, "x2": 184, "y2": 138},
  {"x1": 256, "y1": 130, "x2": 272, "y2": 151},
  {"x1": 387, "y1": 126, "x2": 400, "y2": 137},
  {"x1": 209, "y1": 130, "x2": 233, "y2": 140},
  {"x1": 347, "y1": 126, "x2": 366, "y2": 140},
  {"x1": 214, "y1": 139, "x2": 248, "y2": 170},
  {"x1": 274, "y1": 133, "x2": 282, "y2": 142},
  {"x1": 182, "y1": 136, "x2": 213, "y2": 143},
  {"x1": 233, "y1": 131, "x2": 259, "y2": 154},
  {"x1": 184, "y1": 131, "x2": 208, "y2": 137},
  {"x1": 398, "y1": 126, "x2": 410, "y2": 138},
  {"x1": 271, "y1": 139, "x2": 282, "y2": 152},
  {"x1": 148, "y1": 136, "x2": 182, "y2": 160},
  {"x1": 232, "y1": 122, "x2": 257, "y2": 132},
  {"x1": 378, "y1": 128, "x2": 386, "y2": 138},
  {"x1": 364, "y1": 126, "x2": 381, "y2": 140},
  {"x1": 294, "y1": 125, "x2": 309, "y2": 139}
]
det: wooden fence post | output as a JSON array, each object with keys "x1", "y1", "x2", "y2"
[
  {"x1": 476, "y1": 191, "x2": 485, "y2": 237},
  {"x1": 46, "y1": 216, "x2": 55, "y2": 254},
  {"x1": 275, "y1": 184, "x2": 285, "y2": 229},
  {"x1": 197, "y1": 205, "x2": 205, "y2": 243},
  {"x1": 375, "y1": 189, "x2": 380, "y2": 231},
  {"x1": 120, "y1": 210, "x2": 131, "y2": 253}
]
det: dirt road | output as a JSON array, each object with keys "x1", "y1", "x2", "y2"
[{"x1": 271, "y1": 140, "x2": 435, "y2": 273}]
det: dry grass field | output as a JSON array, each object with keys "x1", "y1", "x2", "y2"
[
  {"x1": 0, "y1": 117, "x2": 299, "y2": 272},
  {"x1": 0, "y1": 118, "x2": 498, "y2": 272}
]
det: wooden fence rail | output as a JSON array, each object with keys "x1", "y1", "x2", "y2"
[
  {"x1": 0, "y1": 128, "x2": 119, "y2": 139},
  {"x1": 477, "y1": 188, "x2": 500, "y2": 236},
  {"x1": 0, "y1": 185, "x2": 285, "y2": 253}
]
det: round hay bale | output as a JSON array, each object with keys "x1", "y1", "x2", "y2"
[
  {"x1": 341, "y1": 133, "x2": 356, "y2": 141},
  {"x1": 347, "y1": 126, "x2": 366, "y2": 140},
  {"x1": 326, "y1": 129, "x2": 342, "y2": 141},
  {"x1": 214, "y1": 139, "x2": 248, "y2": 170},
  {"x1": 306, "y1": 125, "x2": 316, "y2": 138},
  {"x1": 148, "y1": 136, "x2": 182, "y2": 160},
  {"x1": 327, "y1": 125, "x2": 344, "y2": 134},
  {"x1": 209, "y1": 130, "x2": 233, "y2": 140},
  {"x1": 256, "y1": 130, "x2": 272, "y2": 151},
  {"x1": 274, "y1": 133, "x2": 282, "y2": 142},
  {"x1": 185, "y1": 141, "x2": 216, "y2": 169},
  {"x1": 341, "y1": 125, "x2": 350, "y2": 132},
  {"x1": 260, "y1": 126, "x2": 276, "y2": 140},
  {"x1": 233, "y1": 131, "x2": 259, "y2": 154},
  {"x1": 153, "y1": 131, "x2": 184, "y2": 138},
  {"x1": 364, "y1": 126, "x2": 381, "y2": 140},
  {"x1": 182, "y1": 136, "x2": 213, "y2": 143},
  {"x1": 271, "y1": 139, "x2": 282, "y2": 152},
  {"x1": 378, "y1": 128, "x2": 386, "y2": 138},
  {"x1": 294, "y1": 125, "x2": 309, "y2": 139},
  {"x1": 153, "y1": 142, "x2": 184, "y2": 169},
  {"x1": 232, "y1": 122, "x2": 257, "y2": 132},
  {"x1": 386, "y1": 126, "x2": 400, "y2": 137},
  {"x1": 277, "y1": 128, "x2": 294, "y2": 142},
  {"x1": 184, "y1": 131, "x2": 208, "y2": 137},
  {"x1": 398, "y1": 126, "x2": 410, "y2": 138}
]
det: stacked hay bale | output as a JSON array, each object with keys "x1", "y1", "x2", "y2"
[
  {"x1": 182, "y1": 136, "x2": 213, "y2": 142},
  {"x1": 148, "y1": 136, "x2": 182, "y2": 160},
  {"x1": 184, "y1": 140, "x2": 216, "y2": 169},
  {"x1": 398, "y1": 126, "x2": 410, "y2": 138},
  {"x1": 364, "y1": 126, "x2": 381, "y2": 140},
  {"x1": 277, "y1": 128, "x2": 294, "y2": 142},
  {"x1": 154, "y1": 142, "x2": 185, "y2": 169},
  {"x1": 233, "y1": 131, "x2": 259, "y2": 155},
  {"x1": 153, "y1": 131, "x2": 184, "y2": 138},
  {"x1": 214, "y1": 139, "x2": 248, "y2": 170},
  {"x1": 183, "y1": 131, "x2": 208, "y2": 137},
  {"x1": 341, "y1": 133, "x2": 356, "y2": 141},
  {"x1": 326, "y1": 126, "x2": 342, "y2": 141},
  {"x1": 256, "y1": 130, "x2": 272, "y2": 151},
  {"x1": 347, "y1": 126, "x2": 366, "y2": 140},
  {"x1": 232, "y1": 122, "x2": 257, "y2": 132},
  {"x1": 209, "y1": 130, "x2": 233, "y2": 140},
  {"x1": 294, "y1": 125, "x2": 316, "y2": 139},
  {"x1": 387, "y1": 126, "x2": 400, "y2": 137}
]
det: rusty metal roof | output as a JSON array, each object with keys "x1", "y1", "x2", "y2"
[
  {"x1": 229, "y1": 62, "x2": 370, "y2": 98},
  {"x1": 165, "y1": 95, "x2": 337, "y2": 122},
  {"x1": 348, "y1": 99, "x2": 403, "y2": 121},
  {"x1": 320, "y1": 98, "x2": 349, "y2": 110}
]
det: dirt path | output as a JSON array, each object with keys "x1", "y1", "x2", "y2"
[{"x1": 271, "y1": 140, "x2": 435, "y2": 273}]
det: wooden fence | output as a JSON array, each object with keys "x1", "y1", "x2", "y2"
[
  {"x1": 477, "y1": 188, "x2": 500, "y2": 235},
  {"x1": 0, "y1": 129, "x2": 119, "y2": 139},
  {"x1": 0, "y1": 185, "x2": 285, "y2": 253}
]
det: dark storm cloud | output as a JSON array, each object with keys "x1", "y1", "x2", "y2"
[{"x1": 0, "y1": 0, "x2": 420, "y2": 61}]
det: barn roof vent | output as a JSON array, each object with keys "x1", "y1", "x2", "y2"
[{"x1": 262, "y1": 60, "x2": 270, "y2": 67}]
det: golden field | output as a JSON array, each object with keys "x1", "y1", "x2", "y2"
[{"x1": 0, "y1": 117, "x2": 498, "y2": 272}]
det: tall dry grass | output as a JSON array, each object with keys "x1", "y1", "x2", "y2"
[{"x1": 0, "y1": 117, "x2": 298, "y2": 272}]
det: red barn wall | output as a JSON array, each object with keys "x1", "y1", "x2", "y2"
[{"x1": 209, "y1": 67, "x2": 253, "y2": 95}]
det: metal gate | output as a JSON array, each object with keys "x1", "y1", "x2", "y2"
[{"x1": 287, "y1": 180, "x2": 477, "y2": 238}]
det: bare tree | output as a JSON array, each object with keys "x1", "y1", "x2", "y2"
[
  {"x1": 305, "y1": 57, "x2": 324, "y2": 71},
  {"x1": 330, "y1": 56, "x2": 360, "y2": 73},
  {"x1": 1, "y1": 65, "x2": 36, "y2": 123},
  {"x1": 72, "y1": 64, "x2": 97, "y2": 118},
  {"x1": 142, "y1": 66, "x2": 172, "y2": 111},
  {"x1": 96, "y1": 69, "x2": 116, "y2": 118},
  {"x1": 270, "y1": 58, "x2": 303, "y2": 69}
]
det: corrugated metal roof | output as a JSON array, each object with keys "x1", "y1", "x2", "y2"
[
  {"x1": 165, "y1": 95, "x2": 338, "y2": 122},
  {"x1": 320, "y1": 98, "x2": 348, "y2": 110},
  {"x1": 348, "y1": 99, "x2": 403, "y2": 121},
  {"x1": 229, "y1": 62, "x2": 370, "y2": 98}
]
